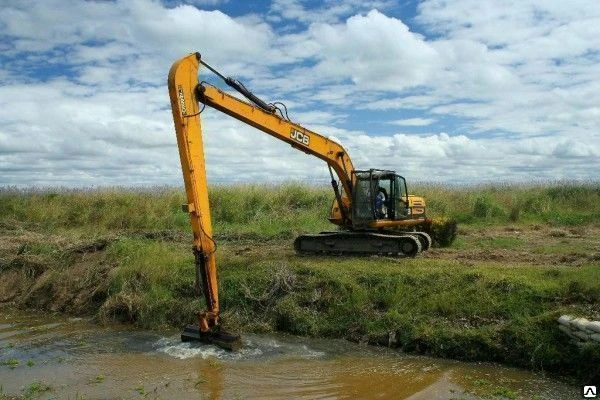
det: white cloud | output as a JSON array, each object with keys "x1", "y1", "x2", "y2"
[
  {"x1": 0, "y1": 0, "x2": 599, "y2": 187},
  {"x1": 268, "y1": 0, "x2": 395, "y2": 25},
  {"x1": 390, "y1": 118, "x2": 435, "y2": 127},
  {"x1": 306, "y1": 10, "x2": 440, "y2": 90},
  {"x1": 187, "y1": 0, "x2": 230, "y2": 5}
]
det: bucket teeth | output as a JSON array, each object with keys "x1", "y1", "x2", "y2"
[{"x1": 181, "y1": 325, "x2": 242, "y2": 351}]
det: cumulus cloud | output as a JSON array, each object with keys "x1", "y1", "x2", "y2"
[
  {"x1": 304, "y1": 10, "x2": 440, "y2": 90},
  {"x1": 0, "y1": 0, "x2": 599, "y2": 187}
]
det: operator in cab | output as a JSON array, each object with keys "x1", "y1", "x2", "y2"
[{"x1": 375, "y1": 187, "x2": 388, "y2": 219}]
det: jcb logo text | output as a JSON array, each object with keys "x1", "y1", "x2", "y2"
[
  {"x1": 177, "y1": 86, "x2": 187, "y2": 116},
  {"x1": 291, "y1": 129, "x2": 310, "y2": 146}
]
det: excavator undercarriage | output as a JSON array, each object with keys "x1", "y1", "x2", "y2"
[{"x1": 295, "y1": 231, "x2": 431, "y2": 257}]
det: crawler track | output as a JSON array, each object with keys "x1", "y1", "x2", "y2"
[{"x1": 294, "y1": 231, "x2": 430, "y2": 257}]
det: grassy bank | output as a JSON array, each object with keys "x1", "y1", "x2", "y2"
[{"x1": 1, "y1": 183, "x2": 599, "y2": 383}]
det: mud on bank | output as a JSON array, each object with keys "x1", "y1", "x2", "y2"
[{"x1": 1, "y1": 223, "x2": 599, "y2": 384}]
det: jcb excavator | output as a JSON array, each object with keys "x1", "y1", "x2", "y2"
[{"x1": 168, "y1": 52, "x2": 440, "y2": 350}]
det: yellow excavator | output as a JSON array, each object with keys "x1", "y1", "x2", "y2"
[{"x1": 168, "y1": 52, "x2": 447, "y2": 349}]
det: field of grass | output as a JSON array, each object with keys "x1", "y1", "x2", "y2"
[
  {"x1": 1, "y1": 182, "x2": 599, "y2": 234},
  {"x1": 0, "y1": 183, "x2": 599, "y2": 383}
]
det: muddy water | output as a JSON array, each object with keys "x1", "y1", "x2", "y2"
[{"x1": 0, "y1": 311, "x2": 577, "y2": 399}]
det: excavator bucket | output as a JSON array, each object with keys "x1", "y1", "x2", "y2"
[{"x1": 181, "y1": 325, "x2": 242, "y2": 351}]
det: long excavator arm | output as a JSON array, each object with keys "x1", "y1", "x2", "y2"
[{"x1": 168, "y1": 53, "x2": 241, "y2": 349}]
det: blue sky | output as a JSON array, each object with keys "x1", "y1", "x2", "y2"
[{"x1": 0, "y1": 0, "x2": 599, "y2": 186}]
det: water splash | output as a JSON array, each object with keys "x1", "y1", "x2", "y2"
[{"x1": 153, "y1": 335, "x2": 326, "y2": 361}]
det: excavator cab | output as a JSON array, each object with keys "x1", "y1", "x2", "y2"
[{"x1": 351, "y1": 169, "x2": 410, "y2": 229}]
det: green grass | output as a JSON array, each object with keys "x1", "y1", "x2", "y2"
[
  {"x1": 23, "y1": 381, "x2": 51, "y2": 399},
  {"x1": 0, "y1": 184, "x2": 333, "y2": 237},
  {"x1": 89, "y1": 374, "x2": 105, "y2": 384},
  {"x1": 134, "y1": 385, "x2": 146, "y2": 396},
  {"x1": 1, "y1": 182, "x2": 599, "y2": 237},
  {"x1": 100, "y1": 238, "x2": 202, "y2": 327},
  {"x1": 1, "y1": 359, "x2": 19, "y2": 369},
  {"x1": 412, "y1": 182, "x2": 600, "y2": 226}
]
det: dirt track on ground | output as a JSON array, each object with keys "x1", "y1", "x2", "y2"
[{"x1": 423, "y1": 225, "x2": 600, "y2": 267}]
